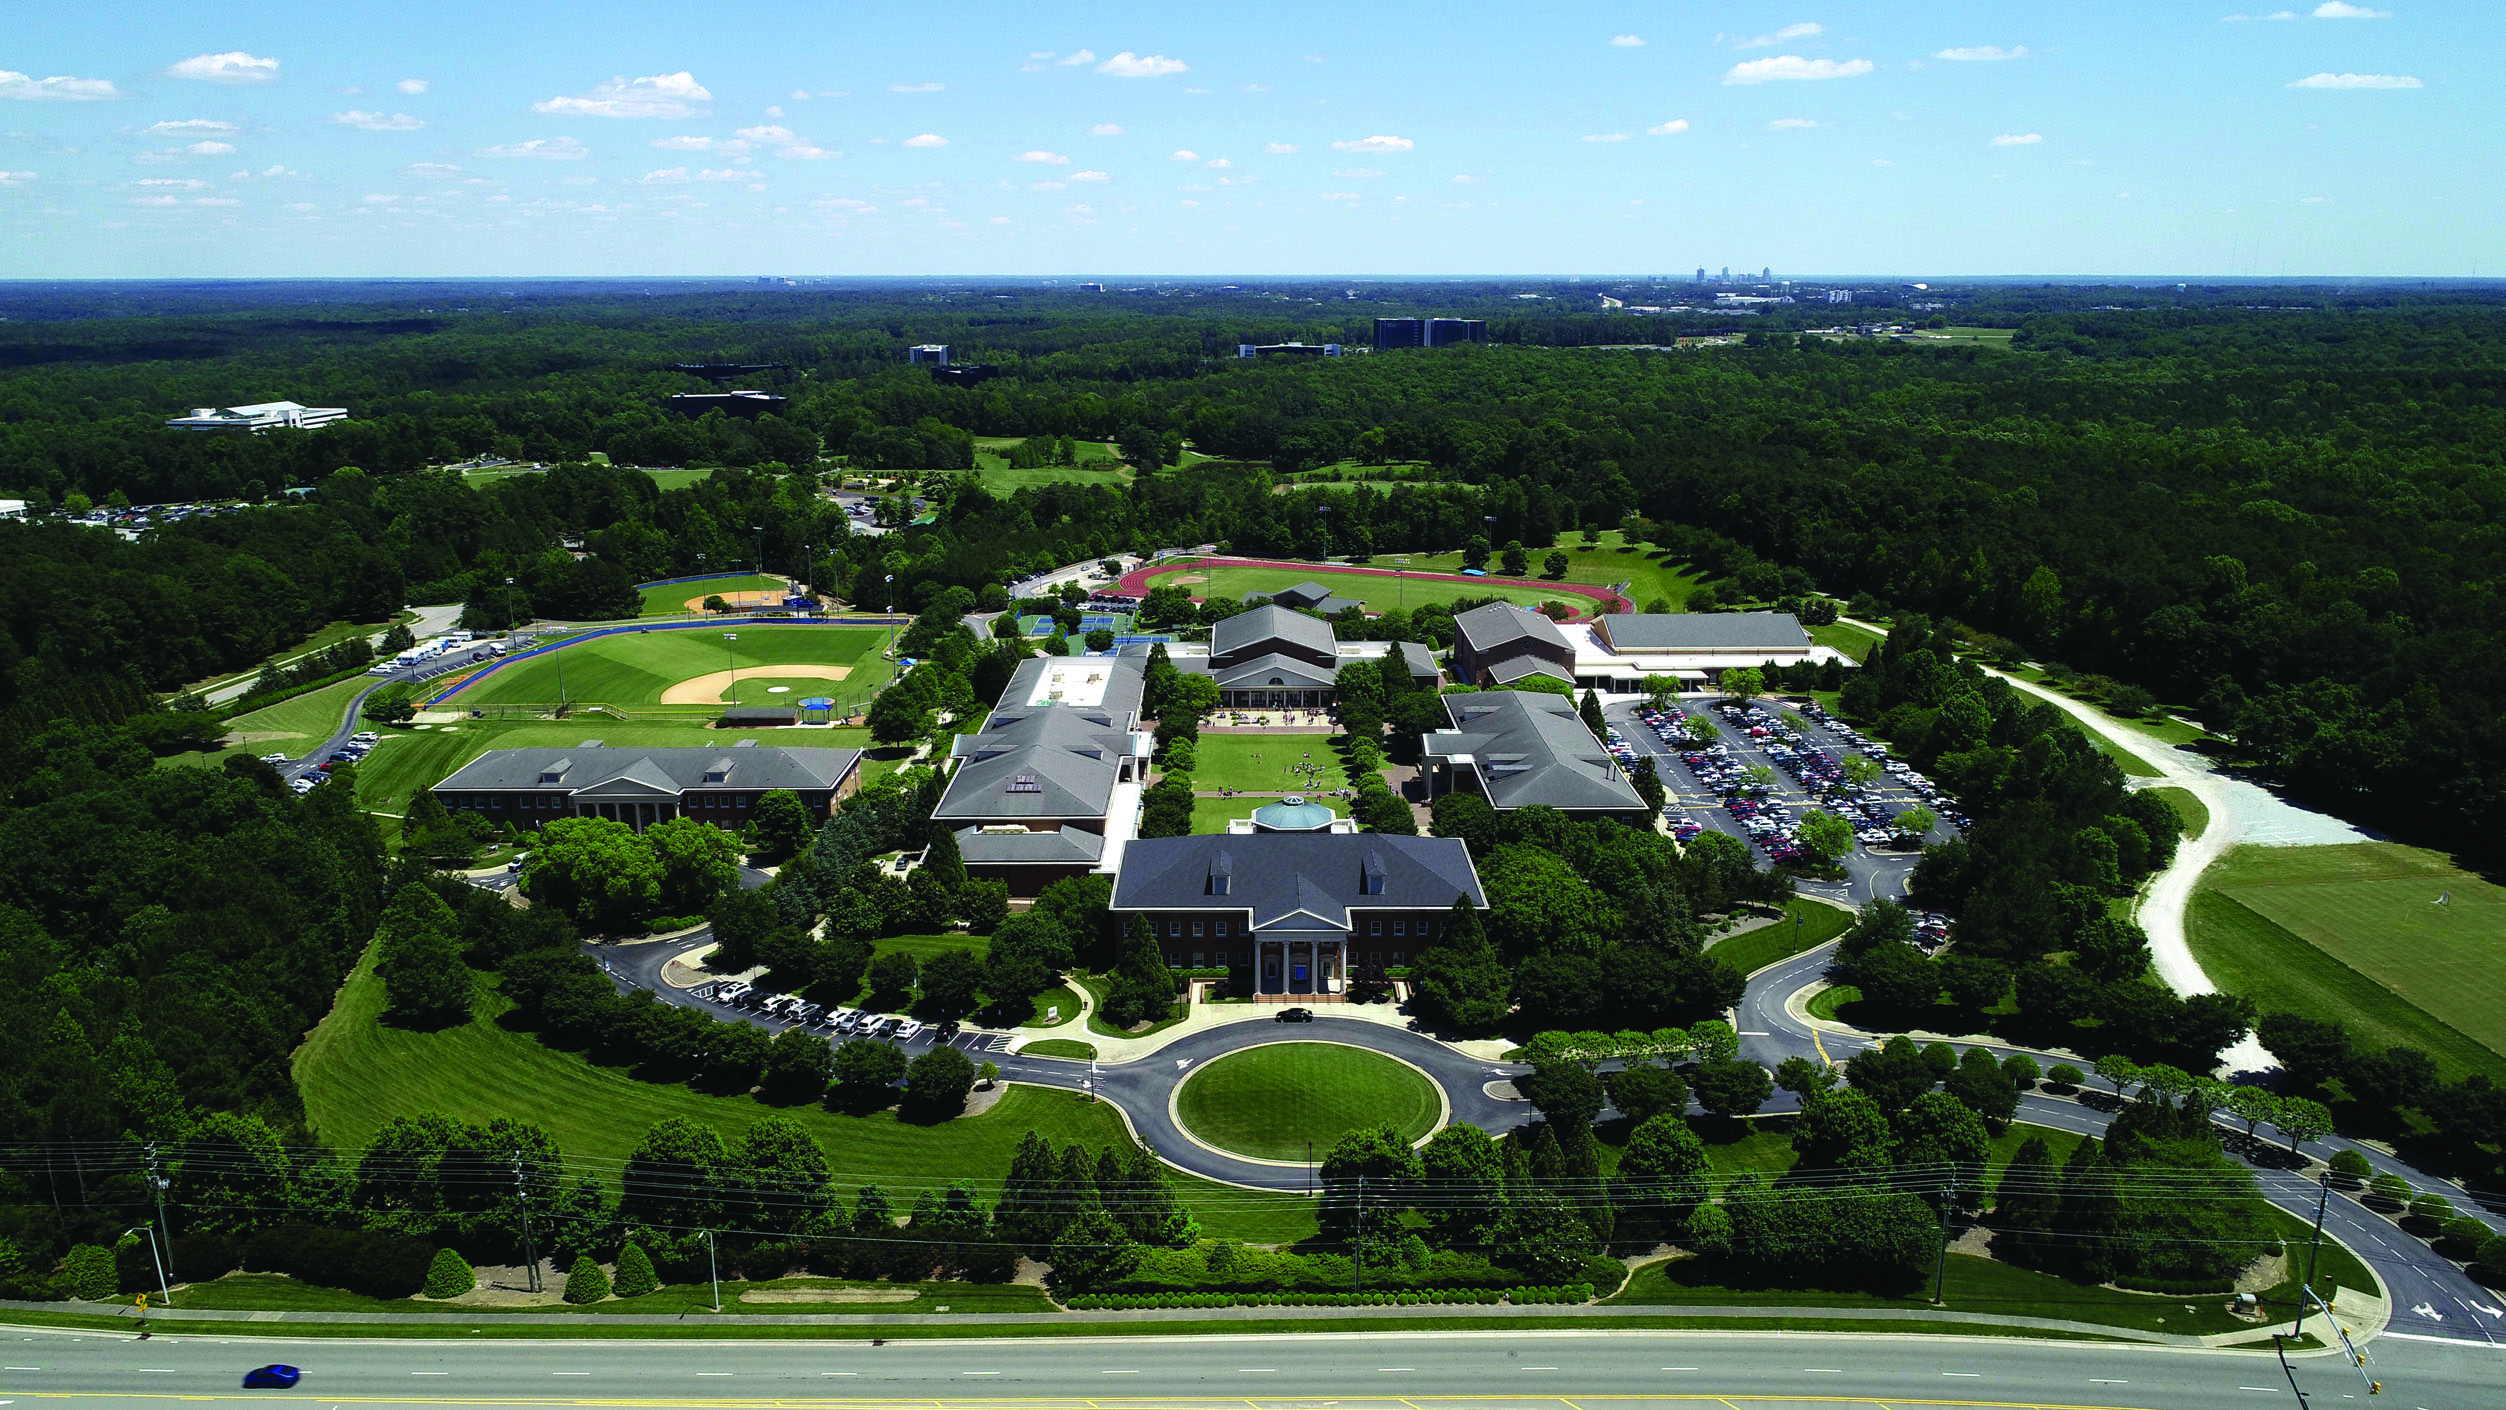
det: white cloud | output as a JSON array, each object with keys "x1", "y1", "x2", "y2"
[
  {"x1": 254, "y1": 164, "x2": 299, "y2": 178},
  {"x1": 1015, "y1": 149, "x2": 1071, "y2": 164},
  {"x1": 1450, "y1": 173, "x2": 1481, "y2": 184},
  {"x1": 1872, "y1": 157, "x2": 1895, "y2": 166},
  {"x1": 1089, "y1": 123, "x2": 1125, "y2": 135},
  {"x1": 1734, "y1": 22, "x2": 1824, "y2": 49},
  {"x1": 1581, "y1": 132, "x2": 1631, "y2": 143},
  {"x1": 1204, "y1": 156, "x2": 1232, "y2": 168},
  {"x1": 479, "y1": 136, "x2": 590, "y2": 159},
  {"x1": 1648, "y1": 118, "x2": 1690, "y2": 135},
  {"x1": 1726, "y1": 55, "x2": 1874, "y2": 84},
  {"x1": 1989, "y1": 131, "x2": 2044, "y2": 145},
  {"x1": 1243, "y1": 82, "x2": 1270, "y2": 92},
  {"x1": 193, "y1": 195, "x2": 238, "y2": 206},
  {"x1": 360, "y1": 194, "x2": 398, "y2": 205},
  {"x1": 1170, "y1": 148, "x2": 1199, "y2": 161},
  {"x1": 2287, "y1": 71, "x2": 2422, "y2": 87},
  {"x1": 734, "y1": 124, "x2": 834, "y2": 158},
  {"x1": 144, "y1": 119, "x2": 234, "y2": 134},
  {"x1": 902, "y1": 132, "x2": 949, "y2": 147},
  {"x1": 2313, "y1": 2, "x2": 2390, "y2": 17},
  {"x1": 1059, "y1": 50, "x2": 1098, "y2": 67},
  {"x1": 186, "y1": 140, "x2": 237, "y2": 155},
  {"x1": 1097, "y1": 52, "x2": 1189, "y2": 78},
  {"x1": 1936, "y1": 45, "x2": 2030, "y2": 61},
  {"x1": 1261, "y1": 141, "x2": 1298, "y2": 154},
  {"x1": 131, "y1": 195, "x2": 182, "y2": 206},
  {"x1": 0, "y1": 170, "x2": 34, "y2": 185},
  {"x1": 889, "y1": 81, "x2": 944, "y2": 93},
  {"x1": 2300, "y1": 194, "x2": 2334, "y2": 202},
  {"x1": 695, "y1": 167, "x2": 759, "y2": 181},
  {"x1": 397, "y1": 77, "x2": 430, "y2": 94},
  {"x1": 0, "y1": 68, "x2": 122, "y2": 101},
  {"x1": 1321, "y1": 191, "x2": 1359, "y2": 201},
  {"x1": 131, "y1": 177, "x2": 211, "y2": 189},
  {"x1": 1070, "y1": 169, "x2": 1110, "y2": 182},
  {"x1": 1767, "y1": 117, "x2": 1819, "y2": 130},
  {"x1": 404, "y1": 162, "x2": 464, "y2": 179},
  {"x1": 331, "y1": 110, "x2": 424, "y2": 131},
  {"x1": 167, "y1": 52, "x2": 279, "y2": 84},
  {"x1": 1331, "y1": 134, "x2": 1413, "y2": 153},
  {"x1": 533, "y1": 72, "x2": 711, "y2": 119},
  {"x1": 652, "y1": 134, "x2": 714, "y2": 151},
  {"x1": 640, "y1": 167, "x2": 689, "y2": 183},
  {"x1": 1609, "y1": 35, "x2": 1646, "y2": 48}
]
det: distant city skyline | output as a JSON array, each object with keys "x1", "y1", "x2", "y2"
[{"x1": 0, "y1": 1, "x2": 2491, "y2": 278}]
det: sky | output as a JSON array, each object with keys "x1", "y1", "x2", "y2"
[{"x1": 0, "y1": 0, "x2": 2493, "y2": 278}]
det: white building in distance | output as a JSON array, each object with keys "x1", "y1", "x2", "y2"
[{"x1": 165, "y1": 401, "x2": 348, "y2": 434}]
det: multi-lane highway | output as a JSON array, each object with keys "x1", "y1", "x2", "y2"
[{"x1": 4, "y1": 1322, "x2": 2494, "y2": 1409}]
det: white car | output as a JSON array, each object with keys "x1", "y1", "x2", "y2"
[{"x1": 892, "y1": 1019, "x2": 925, "y2": 1043}]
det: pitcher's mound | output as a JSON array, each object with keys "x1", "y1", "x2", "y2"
[{"x1": 660, "y1": 663, "x2": 851, "y2": 704}]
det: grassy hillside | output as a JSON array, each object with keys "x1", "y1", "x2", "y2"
[{"x1": 293, "y1": 945, "x2": 1314, "y2": 1243}]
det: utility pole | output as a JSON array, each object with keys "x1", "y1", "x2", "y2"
[
  {"x1": 2292, "y1": 1176, "x2": 2330, "y2": 1338},
  {"x1": 125, "y1": 1225, "x2": 171, "y2": 1311},
  {"x1": 1931, "y1": 1167, "x2": 1958, "y2": 1304},
  {"x1": 512, "y1": 1156, "x2": 542, "y2": 1293},
  {"x1": 142, "y1": 1142, "x2": 174, "y2": 1269},
  {"x1": 1352, "y1": 1173, "x2": 1364, "y2": 1293},
  {"x1": 702, "y1": 1229, "x2": 721, "y2": 1313}
]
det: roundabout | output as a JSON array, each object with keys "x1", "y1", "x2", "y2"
[{"x1": 1172, "y1": 1040, "x2": 1444, "y2": 1162}]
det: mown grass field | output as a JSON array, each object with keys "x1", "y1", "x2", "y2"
[
  {"x1": 1185, "y1": 732, "x2": 1346, "y2": 793},
  {"x1": 637, "y1": 574, "x2": 787, "y2": 618},
  {"x1": 449, "y1": 625, "x2": 889, "y2": 709},
  {"x1": 1389, "y1": 530, "x2": 1706, "y2": 613},
  {"x1": 2187, "y1": 842, "x2": 2506, "y2": 1080},
  {"x1": 294, "y1": 945, "x2": 1313, "y2": 1243},
  {"x1": 166, "y1": 674, "x2": 377, "y2": 774},
  {"x1": 971, "y1": 437, "x2": 1136, "y2": 492},
  {"x1": 2141, "y1": 785, "x2": 2210, "y2": 839},
  {"x1": 353, "y1": 720, "x2": 872, "y2": 817},
  {"x1": 1151, "y1": 561, "x2": 1585, "y2": 617},
  {"x1": 1173, "y1": 1042, "x2": 1442, "y2": 1161},
  {"x1": 1705, "y1": 899, "x2": 1856, "y2": 975}
]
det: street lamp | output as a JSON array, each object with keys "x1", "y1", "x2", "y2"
[
  {"x1": 125, "y1": 1225, "x2": 171, "y2": 1310},
  {"x1": 700, "y1": 1229, "x2": 721, "y2": 1313}
]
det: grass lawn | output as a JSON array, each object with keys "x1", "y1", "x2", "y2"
[
  {"x1": 1173, "y1": 1041, "x2": 1442, "y2": 1161},
  {"x1": 163, "y1": 1272, "x2": 1051, "y2": 1318},
  {"x1": 971, "y1": 437, "x2": 1135, "y2": 492},
  {"x1": 1186, "y1": 732, "x2": 1345, "y2": 793},
  {"x1": 1389, "y1": 530, "x2": 1706, "y2": 613},
  {"x1": 180, "y1": 614, "x2": 408, "y2": 695},
  {"x1": 1020, "y1": 1038, "x2": 1097, "y2": 1059},
  {"x1": 1810, "y1": 620, "x2": 1885, "y2": 661},
  {"x1": 637, "y1": 574, "x2": 787, "y2": 617},
  {"x1": 1706, "y1": 899, "x2": 1855, "y2": 975},
  {"x1": 2142, "y1": 785, "x2": 2210, "y2": 839},
  {"x1": 449, "y1": 625, "x2": 891, "y2": 711},
  {"x1": 168, "y1": 675, "x2": 377, "y2": 774},
  {"x1": 1611, "y1": 1251, "x2": 2270, "y2": 1336},
  {"x1": 1070, "y1": 971, "x2": 1190, "y2": 1041},
  {"x1": 2187, "y1": 843, "x2": 2506, "y2": 1081},
  {"x1": 1806, "y1": 984, "x2": 1858, "y2": 1022},
  {"x1": 353, "y1": 720, "x2": 870, "y2": 818},
  {"x1": 294, "y1": 944, "x2": 1309, "y2": 1243},
  {"x1": 1021, "y1": 983, "x2": 1082, "y2": 1028},
  {"x1": 1143, "y1": 560, "x2": 1598, "y2": 619},
  {"x1": 1189, "y1": 795, "x2": 1252, "y2": 834},
  {"x1": 644, "y1": 467, "x2": 717, "y2": 492}
]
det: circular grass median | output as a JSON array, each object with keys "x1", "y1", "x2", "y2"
[{"x1": 1173, "y1": 1041, "x2": 1442, "y2": 1162}]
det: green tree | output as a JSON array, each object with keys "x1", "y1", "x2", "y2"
[
  {"x1": 1603, "y1": 1061, "x2": 1688, "y2": 1125},
  {"x1": 1643, "y1": 676, "x2": 1680, "y2": 711},
  {"x1": 422, "y1": 1247, "x2": 474, "y2": 1299},
  {"x1": 646, "y1": 816, "x2": 743, "y2": 917},
  {"x1": 1103, "y1": 915, "x2": 1175, "y2": 1029},
  {"x1": 1720, "y1": 667, "x2": 1764, "y2": 702},
  {"x1": 1479, "y1": 844, "x2": 1618, "y2": 958},
  {"x1": 374, "y1": 882, "x2": 473, "y2": 1022},
  {"x1": 1690, "y1": 1059, "x2": 1773, "y2": 1118},
  {"x1": 866, "y1": 950, "x2": 920, "y2": 1009},
  {"x1": 1891, "y1": 804, "x2": 1937, "y2": 841},
  {"x1": 1516, "y1": 1059, "x2": 1607, "y2": 1133},
  {"x1": 1578, "y1": 687, "x2": 1607, "y2": 740},
  {"x1": 1418, "y1": 1123, "x2": 1506, "y2": 1248},
  {"x1": 762, "y1": 1026, "x2": 836, "y2": 1100},
  {"x1": 830, "y1": 1038, "x2": 908, "y2": 1110},
  {"x1": 916, "y1": 948, "x2": 986, "y2": 1021},
  {"x1": 738, "y1": 1114, "x2": 838, "y2": 1235},
  {"x1": 1892, "y1": 1091, "x2": 1991, "y2": 1199},
  {"x1": 904, "y1": 1043, "x2": 978, "y2": 1116},
  {"x1": 1494, "y1": 1186, "x2": 1601, "y2": 1281},
  {"x1": 1944, "y1": 1046, "x2": 2020, "y2": 1131},
  {"x1": 523, "y1": 816, "x2": 663, "y2": 931},
  {"x1": 1617, "y1": 1113, "x2": 1709, "y2": 1213},
  {"x1": 621, "y1": 1115, "x2": 732, "y2": 1230},
  {"x1": 1500, "y1": 541, "x2": 1529, "y2": 576},
  {"x1": 747, "y1": 790, "x2": 816, "y2": 863},
  {"x1": 1628, "y1": 754, "x2": 1667, "y2": 814},
  {"x1": 1407, "y1": 897, "x2": 1510, "y2": 1034},
  {"x1": 1792, "y1": 1088, "x2": 1896, "y2": 1173},
  {"x1": 1543, "y1": 550, "x2": 1570, "y2": 579},
  {"x1": 1795, "y1": 810, "x2": 1855, "y2": 863},
  {"x1": 61, "y1": 1244, "x2": 116, "y2": 1300},
  {"x1": 1462, "y1": 535, "x2": 1491, "y2": 571},
  {"x1": 1048, "y1": 1204, "x2": 1141, "y2": 1291},
  {"x1": 561, "y1": 1254, "x2": 610, "y2": 1304}
]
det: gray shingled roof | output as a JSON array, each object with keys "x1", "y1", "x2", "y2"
[
  {"x1": 1208, "y1": 652, "x2": 1339, "y2": 691},
  {"x1": 1598, "y1": 611, "x2": 1810, "y2": 653},
  {"x1": 1111, "y1": 833, "x2": 1484, "y2": 929},
  {"x1": 954, "y1": 826, "x2": 1105, "y2": 865},
  {"x1": 1422, "y1": 690, "x2": 1645, "y2": 812},
  {"x1": 934, "y1": 708, "x2": 1136, "y2": 821},
  {"x1": 1453, "y1": 602, "x2": 1573, "y2": 655},
  {"x1": 1211, "y1": 603, "x2": 1339, "y2": 663},
  {"x1": 433, "y1": 745, "x2": 862, "y2": 796},
  {"x1": 1396, "y1": 641, "x2": 1442, "y2": 682},
  {"x1": 1486, "y1": 656, "x2": 1573, "y2": 685}
]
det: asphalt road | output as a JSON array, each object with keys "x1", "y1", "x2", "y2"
[{"x1": 6, "y1": 1323, "x2": 2494, "y2": 1408}]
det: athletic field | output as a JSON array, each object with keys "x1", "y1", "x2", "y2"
[
  {"x1": 444, "y1": 625, "x2": 892, "y2": 712},
  {"x1": 636, "y1": 574, "x2": 790, "y2": 618},
  {"x1": 2186, "y1": 842, "x2": 2506, "y2": 1079},
  {"x1": 1124, "y1": 558, "x2": 1625, "y2": 620}
]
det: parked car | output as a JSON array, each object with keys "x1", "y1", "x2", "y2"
[
  {"x1": 893, "y1": 1019, "x2": 926, "y2": 1043},
  {"x1": 1274, "y1": 1007, "x2": 1314, "y2": 1023}
]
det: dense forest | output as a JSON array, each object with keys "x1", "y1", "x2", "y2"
[{"x1": 2, "y1": 281, "x2": 2503, "y2": 1272}]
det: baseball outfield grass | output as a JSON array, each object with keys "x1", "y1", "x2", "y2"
[
  {"x1": 2186, "y1": 842, "x2": 2506, "y2": 1080},
  {"x1": 294, "y1": 944, "x2": 1315, "y2": 1244},
  {"x1": 445, "y1": 625, "x2": 892, "y2": 710},
  {"x1": 637, "y1": 574, "x2": 789, "y2": 617},
  {"x1": 1172, "y1": 1041, "x2": 1443, "y2": 1162}
]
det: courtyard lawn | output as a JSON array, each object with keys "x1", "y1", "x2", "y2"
[
  {"x1": 1184, "y1": 733, "x2": 1346, "y2": 794},
  {"x1": 447, "y1": 625, "x2": 890, "y2": 711},
  {"x1": 637, "y1": 574, "x2": 788, "y2": 617},
  {"x1": 1189, "y1": 796, "x2": 1246, "y2": 834},
  {"x1": 1173, "y1": 1041, "x2": 1442, "y2": 1162},
  {"x1": 353, "y1": 719, "x2": 870, "y2": 818},
  {"x1": 294, "y1": 945, "x2": 1311, "y2": 1243},
  {"x1": 2187, "y1": 843, "x2": 2506, "y2": 1081}
]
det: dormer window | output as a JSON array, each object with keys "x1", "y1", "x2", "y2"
[
  {"x1": 1006, "y1": 773, "x2": 1042, "y2": 793},
  {"x1": 539, "y1": 757, "x2": 572, "y2": 784},
  {"x1": 703, "y1": 756, "x2": 733, "y2": 784},
  {"x1": 1209, "y1": 849, "x2": 1232, "y2": 896},
  {"x1": 1360, "y1": 849, "x2": 1387, "y2": 896}
]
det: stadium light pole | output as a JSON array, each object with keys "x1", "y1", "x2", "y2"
[
  {"x1": 724, "y1": 632, "x2": 738, "y2": 706},
  {"x1": 754, "y1": 524, "x2": 767, "y2": 587}
]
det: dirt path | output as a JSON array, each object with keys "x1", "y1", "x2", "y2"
[{"x1": 658, "y1": 663, "x2": 852, "y2": 704}]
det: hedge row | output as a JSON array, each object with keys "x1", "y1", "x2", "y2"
[{"x1": 1064, "y1": 1283, "x2": 1595, "y2": 1311}]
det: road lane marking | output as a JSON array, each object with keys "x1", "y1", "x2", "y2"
[
  {"x1": 1521, "y1": 1366, "x2": 1558, "y2": 1371},
  {"x1": 693, "y1": 1372, "x2": 731, "y2": 1376},
  {"x1": 2241, "y1": 1386, "x2": 2278, "y2": 1392},
  {"x1": 1662, "y1": 1366, "x2": 1699, "y2": 1371},
  {"x1": 136, "y1": 1370, "x2": 174, "y2": 1374},
  {"x1": 2091, "y1": 1378, "x2": 2130, "y2": 1384},
  {"x1": 1805, "y1": 1368, "x2": 1845, "y2": 1373},
  {"x1": 409, "y1": 1371, "x2": 446, "y2": 1376},
  {"x1": 1943, "y1": 1371, "x2": 1980, "y2": 1376},
  {"x1": 963, "y1": 1371, "x2": 999, "y2": 1376},
  {"x1": 1238, "y1": 1368, "x2": 1276, "y2": 1373},
  {"x1": 1102, "y1": 1370, "x2": 1138, "y2": 1374},
  {"x1": 820, "y1": 1371, "x2": 857, "y2": 1376}
]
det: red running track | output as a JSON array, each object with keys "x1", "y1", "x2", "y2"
[{"x1": 1110, "y1": 556, "x2": 1630, "y2": 621}]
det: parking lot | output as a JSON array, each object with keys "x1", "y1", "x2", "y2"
[
  {"x1": 1602, "y1": 695, "x2": 1963, "y2": 905},
  {"x1": 682, "y1": 976, "x2": 1014, "y2": 1055}
]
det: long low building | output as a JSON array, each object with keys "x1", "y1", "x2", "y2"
[
  {"x1": 1419, "y1": 688, "x2": 1649, "y2": 818},
  {"x1": 1567, "y1": 611, "x2": 1826, "y2": 689},
  {"x1": 430, "y1": 741, "x2": 863, "y2": 833},
  {"x1": 932, "y1": 655, "x2": 1152, "y2": 891},
  {"x1": 165, "y1": 400, "x2": 349, "y2": 433},
  {"x1": 1111, "y1": 832, "x2": 1486, "y2": 996}
]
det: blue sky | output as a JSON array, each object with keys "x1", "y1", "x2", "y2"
[{"x1": 0, "y1": 1, "x2": 2491, "y2": 277}]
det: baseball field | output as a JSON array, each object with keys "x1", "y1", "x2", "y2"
[{"x1": 443, "y1": 624, "x2": 892, "y2": 712}]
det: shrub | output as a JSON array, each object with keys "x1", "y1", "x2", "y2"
[
  {"x1": 2365, "y1": 1173, "x2": 2413, "y2": 1211},
  {"x1": 422, "y1": 1248, "x2": 475, "y2": 1300},
  {"x1": 2479, "y1": 1236, "x2": 2506, "y2": 1283},
  {"x1": 612, "y1": 1243, "x2": 659, "y2": 1299},
  {"x1": 2044, "y1": 1063, "x2": 2084, "y2": 1091},
  {"x1": 2325, "y1": 1150, "x2": 2372, "y2": 1190},
  {"x1": 62, "y1": 1245, "x2": 117, "y2": 1301},
  {"x1": 2440, "y1": 1217, "x2": 2495, "y2": 1259},
  {"x1": 2408, "y1": 1194, "x2": 2456, "y2": 1227},
  {"x1": 562, "y1": 1255, "x2": 611, "y2": 1304},
  {"x1": 2001, "y1": 1054, "x2": 2041, "y2": 1088},
  {"x1": 241, "y1": 1225, "x2": 436, "y2": 1300}
]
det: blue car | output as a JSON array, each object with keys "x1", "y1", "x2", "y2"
[{"x1": 242, "y1": 1365, "x2": 302, "y2": 1389}]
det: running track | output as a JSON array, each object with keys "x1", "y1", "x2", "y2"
[{"x1": 1113, "y1": 556, "x2": 1631, "y2": 620}]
